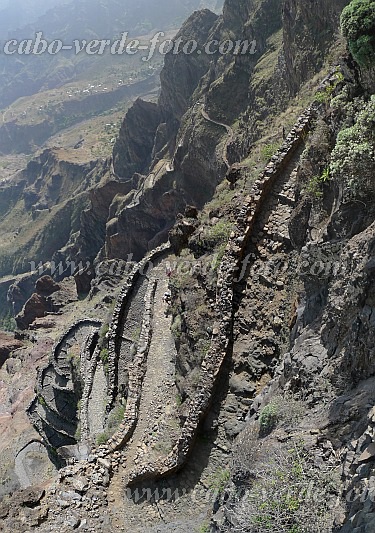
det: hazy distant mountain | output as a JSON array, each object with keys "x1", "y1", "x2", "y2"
[
  {"x1": 8, "y1": 0, "x2": 223, "y2": 40},
  {"x1": 0, "y1": 0, "x2": 223, "y2": 109},
  {"x1": 0, "y1": 0, "x2": 68, "y2": 38}
]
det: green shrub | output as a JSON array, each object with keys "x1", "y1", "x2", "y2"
[
  {"x1": 0, "y1": 312, "x2": 16, "y2": 332},
  {"x1": 131, "y1": 326, "x2": 141, "y2": 343},
  {"x1": 212, "y1": 243, "x2": 227, "y2": 272},
  {"x1": 207, "y1": 468, "x2": 230, "y2": 494},
  {"x1": 99, "y1": 323, "x2": 109, "y2": 338},
  {"x1": 261, "y1": 143, "x2": 279, "y2": 161},
  {"x1": 171, "y1": 314, "x2": 182, "y2": 341},
  {"x1": 74, "y1": 423, "x2": 81, "y2": 441},
  {"x1": 341, "y1": 0, "x2": 375, "y2": 66},
  {"x1": 315, "y1": 71, "x2": 344, "y2": 105},
  {"x1": 330, "y1": 96, "x2": 375, "y2": 198},
  {"x1": 305, "y1": 168, "x2": 330, "y2": 199},
  {"x1": 100, "y1": 348, "x2": 109, "y2": 364},
  {"x1": 201, "y1": 220, "x2": 233, "y2": 252},
  {"x1": 315, "y1": 84, "x2": 335, "y2": 104},
  {"x1": 259, "y1": 402, "x2": 279, "y2": 432},
  {"x1": 37, "y1": 394, "x2": 47, "y2": 407},
  {"x1": 195, "y1": 337, "x2": 211, "y2": 362},
  {"x1": 96, "y1": 432, "x2": 109, "y2": 445},
  {"x1": 257, "y1": 395, "x2": 307, "y2": 436},
  {"x1": 99, "y1": 348, "x2": 110, "y2": 375},
  {"x1": 107, "y1": 404, "x2": 125, "y2": 432},
  {"x1": 315, "y1": 91, "x2": 329, "y2": 104},
  {"x1": 67, "y1": 352, "x2": 81, "y2": 373}
]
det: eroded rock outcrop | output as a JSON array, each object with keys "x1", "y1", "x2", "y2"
[
  {"x1": 0, "y1": 332, "x2": 23, "y2": 367},
  {"x1": 15, "y1": 276, "x2": 79, "y2": 330},
  {"x1": 112, "y1": 99, "x2": 161, "y2": 179}
]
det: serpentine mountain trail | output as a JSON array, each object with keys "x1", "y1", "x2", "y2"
[
  {"x1": 88, "y1": 361, "x2": 108, "y2": 439},
  {"x1": 108, "y1": 108, "x2": 314, "y2": 532},
  {"x1": 3, "y1": 79, "x2": 368, "y2": 531},
  {"x1": 3, "y1": 0, "x2": 375, "y2": 530},
  {"x1": 106, "y1": 111, "x2": 312, "y2": 532},
  {"x1": 201, "y1": 102, "x2": 234, "y2": 169},
  {"x1": 108, "y1": 261, "x2": 181, "y2": 530}
]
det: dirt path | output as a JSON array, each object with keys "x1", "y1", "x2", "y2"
[
  {"x1": 126, "y1": 267, "x2": 178, "y2": 471},
  {"x1": 88, "y1": 361, "x2": 108, "y2": 439},
  {"x1": 231, "y1": 145, "x2": 305, "y2": 408},
  {"x1": 201, "y1": 103, "x2": 234, "y2": 168},
  {"x1": 108, "y1": 261, "x2": 180, "y2": 530}
]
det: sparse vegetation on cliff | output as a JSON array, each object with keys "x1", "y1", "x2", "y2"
[
  {"x1": 4, "y1": 0, "x2": 375, "y2": 531},
  {"x1": 227, "y1": 439, "x2": 340, "y2": 533}
]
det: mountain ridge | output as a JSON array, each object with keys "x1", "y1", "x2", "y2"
[{"x1": 1, "y1": 0, "x2": 375, "y2": 531}]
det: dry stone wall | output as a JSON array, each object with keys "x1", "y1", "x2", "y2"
[
  {"x1": 79, "y1": 335, "x2": 101, "y2": 442},
  {"x1": 20, "y1": 70, "x2": 344, "y2": 507},
  {"x1": 106, "y1": 242, "x2": 171, "y2": 409},
  {"x1": 128, "y1": 69, "x2": 346, "y2": 482},
  {"x1": 52, "y1": 320, "x2": 102, "y2": 363},
  {"x1": 107, "y1": 278, "x2": 157, "y2": 451},
  {"x1": 143, "y1": 69, "x2": 346, "y2": 481},
  {"x1": 27, "y1": 319, "x2": 101, "y2": 450},
  {"x1": 127, "y1": 103, "x2": 317, "y2": 483}
]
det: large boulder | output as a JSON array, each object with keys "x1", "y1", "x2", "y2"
[
  {"x1": 35, "y1": 275, "x2": 60, "y2": 297},
  {"x1": 15, "y1": 294, "x2": 49, "y2": 331}
]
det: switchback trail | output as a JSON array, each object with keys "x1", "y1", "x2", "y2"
[
  {"x1": 108, "y1": 261, "x2": 180, "y2": 531},
  {"x1": 201, "y1": 103, "x2": 234, "y2": 168}
]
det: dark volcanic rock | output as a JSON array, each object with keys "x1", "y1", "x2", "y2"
[
  {"x1": 112, "y1": 99, "x2": 161, "y2": 178},
  {"x1": 282, "y1": 0, "x2": 348, "y2": 92},
  {"x1": 12, "y1": 275, "x2": 77, "y2": 330},
  {"x1": 105, "y1": 9, "x2": 222, "y2": 261},
  {"x1": 169, "y1": 214, "x2": 199, "y2": 253},
  {"x1": 0, "y1": 332, "x2": 23, "y2": 367},
  {"x1": 15, "y1": 293, "x2": 48, "y2": 330},
  {"x1": 35, "y1": 275, "x2": 60, "y2": 297},
  {"x1": 289, "y1": 197, "x2": 312, "y2": 250},
  {"x1": 158, "y1": 9, "x2": 219, "y2": 122},
  {"x1": 18, "y1": 488, "x2": 45, "y2": 508}
]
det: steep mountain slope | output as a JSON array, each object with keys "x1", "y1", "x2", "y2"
[
  {"x1": 2, "y1": 0, "x2": 375, "y2": 532},
  {"x1": 41, "y1": 0, "x2": 348, "y2": 266},
  {"x1": 0, "y1": 0, "x2": 223, "y2": 109}
]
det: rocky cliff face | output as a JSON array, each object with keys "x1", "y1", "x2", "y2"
[
  {"x1": 101, "y1": 0, "x2": 350, "y2": 265},
  {"x1": 208, "y1": 58, "x2": 375, "y2": 532},
  {"x1": 101, "y1": 1, "x2": 283, "y2": 261},
  {"x1": 4, "y1": 0, "x2": 375, "y2": 531},
  {"x1": 105, "y1": 9, "x2": 220, "y2": 261},
  {"x1": 112, "y1": 99, "x2": 162, "y2": 179},
  {"x1": 282, "y1": 0, "x2": 349, "y2": 92},
  {"x1": 0, "y1": 0, "x2": 347, "y2": 299}
]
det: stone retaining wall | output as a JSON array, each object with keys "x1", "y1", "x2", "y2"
[
  {"x1": 26, "y1": 319, "x2": 102, "y2": 448},
  {"x1": 25, "y1": 70, "x2": 343, "y2": 494},
  {"x1": 127, "y1": 103, "x2": 318, "y2": 484},
  {"x1": 126, "y1": 68, "x2": 345, "y2": 482},
  {"x1": 106, "y1": 243, "x2": 171, "y2": 409},
  {"x1": 29, "y1": 318, "x2": 102, "y2": 404},
  {"x1": 106, "y1": 278, "x2": 157, "y2": 451},
  {"x1": 52, "y1": 319, "x2": 102, "y2": 364}
]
